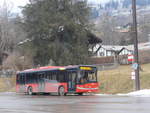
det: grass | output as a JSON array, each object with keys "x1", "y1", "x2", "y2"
[
  {"x1": 98, "y1": 63, "x2": 150, "y2": 94},
  {"x1": 0, "y1": 77, "x2": 16, "y2": 92}
]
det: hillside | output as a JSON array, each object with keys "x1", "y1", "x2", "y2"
[
  {"x1": 0, "y1": 77, "x2": 16, "y2": 92},
  {"x1": 98, "y1": 63, "x2": 150, "y2": 94}
]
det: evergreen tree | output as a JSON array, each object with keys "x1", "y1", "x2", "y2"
[{"x1": 22, "y1": 0, "x2": 91, "y2": 66}]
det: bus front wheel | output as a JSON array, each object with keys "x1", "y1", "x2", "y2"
[
  {"x1": 27, "y1": 87, "x2": 33, "y2": 95},
  {"x1": 58, "y1": 86, "x2": 65, "y2": 96}
]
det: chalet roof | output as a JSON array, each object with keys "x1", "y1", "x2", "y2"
[
  {"x1": 96, "y1": 45, "x2": 133, "y2": 51},
  {"x1": 94, "y1": 42, "x2": 150, "y2": 52},
  {"x1": 87, "y1": 32, "x2": 102, "y2": 44}
]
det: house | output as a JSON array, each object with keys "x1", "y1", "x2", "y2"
[
  {"x1": 92, "y1": 42, "x2": 150, "y2": 58},
  {"x1": 90, "y1": 42, "x2": 150, "y2": 64},
  {"x1": 92, "y1": 44, "x2": 133, "y2": 57}
]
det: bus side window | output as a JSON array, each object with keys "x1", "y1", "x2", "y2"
[
  {"x1": 47, "y1": 72, "x2": 50, "y2": 80},
  {"x1": 64, "y1": 71, "x2": 68, "y2": 82},
  {"x1": 33, "y1": 73, "x2": 38, "y2": 83},
  {"x1": 33, "y1": 73, "x2": 36, "y2": 83},
  {"x1": 36, "y1": 73, "x2": 40, "y2": 83},
  {"x1": 50, "y1": 72, "x2": 52, "y2": 80},
  {"x1": 29, "y1": 73, "x2": 32, "y2": 83},
  {"x1": 57, "y1": 71, "x2": 65, "y2": 82},
  {"x1": 52, "y1": 72, "x2": 56, "y2": 80},
  {"x1": 26, "y1": 74, "x2": 28, "y2": 84},
  {"x1": 56, "y1": 71, "x2": 59, "y2": 82},
  {"x1": 19, "y1": 74, "x2": 25, "y2": 85},
  {"x1": 38, "y1": 72, "x2": 45, "y2": 81},
  {"x1": 20, "y1": 74, "x2": 22, "y2": 84},
  {"x1": 46, "y1": 71, "x2": 51, "y2": 80},
  {"x1": 30, "y1": 73, "x2": 36, "y2": 83},
  {"x1": 62, "y1": 71, "x2": 65, "y2": 82},
  {"x1": 28, "y1": 73, "x2": 31, "y2": 83},
  {"x1": 29, "y1": 74, "x2": 31, "y2": 83},
  {"x1": 45, "y1": 72, "x2": 48, "y2": 80},
  {"x1": 42, "y1": 72, "x2": 46, "y2": 80}
]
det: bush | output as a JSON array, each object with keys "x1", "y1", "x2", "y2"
[{"x1": 2, "y1": 52, "x2": 33, "y2": 71}]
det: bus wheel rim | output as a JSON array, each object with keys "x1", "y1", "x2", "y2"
[
  {"x1": 59, "y1": 87, "x2": 65, "y2": 96},
  {"x1": 28, "y1": 87, "x2": 32, "y2": 95}
]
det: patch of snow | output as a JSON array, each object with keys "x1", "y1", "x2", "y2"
[
  {"x1": 95, "y1": 94, "x2": 113, "y2": 96},
  {"x1": 96, "y1": 89, "x2": 150, "y2": 97},
  {"x1": 0, "y1": 92, "x2": 15, "y2": 95},
  {"x1": 18, "y1": 39, "x2": 31, "y2": 45},
  {"x1": 117, "y1": 89, "x2": 150, "y2": 97}
]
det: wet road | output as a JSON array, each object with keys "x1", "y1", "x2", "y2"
[{"x1": 0, "y1": 93, "x2": 150, "y2": 113}]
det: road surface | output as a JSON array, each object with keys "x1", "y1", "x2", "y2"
[{"x1": 0, "y1": 92, "x2": 150, "y2": 113}]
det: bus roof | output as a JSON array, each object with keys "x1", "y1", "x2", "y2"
[{"x1": 17, "y1": 65, "x2": 96, "y2": 74}]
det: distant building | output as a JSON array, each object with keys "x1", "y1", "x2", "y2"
[
  {"x1": 91, "y1": 42, "x2": 150, "y2": 57},
  {"x1": 91, "y1": 44, "x2": 133, "y2": 57},
  {"x1": 89, "y1": 42, "x2": 150, "y2": 64}
]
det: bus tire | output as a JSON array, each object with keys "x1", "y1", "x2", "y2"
[
  {"x1": 58, "y1": 86, "x2": 65, "y2": 96},
  {"x1": 27, "y1": 87, "x2": 33, "y2": 95}
]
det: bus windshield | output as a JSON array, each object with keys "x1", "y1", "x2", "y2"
[{"x1": 80, "y1": 70, "x2": 97, "y2": 83}]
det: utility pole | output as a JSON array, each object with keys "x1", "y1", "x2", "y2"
[{"x1": 132, "y1": 0, "x2": 140, "y2": 90}]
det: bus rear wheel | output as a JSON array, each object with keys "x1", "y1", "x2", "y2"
[
  {"x1": 58, "y1": 86, "x2": 65, "y2": 96},
  {"x1": 27, "y1": 87, "x2": 33, "y2": 95}
]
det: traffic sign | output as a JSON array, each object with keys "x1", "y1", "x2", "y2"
[
  {"x1": 132, "y1": 63, "x2": 138, "y2": 70},
  {"x1": 131, "y1": 71, "x2": 135, "y2": 80},
  {"x1": 128, "y1": 54, "x2": 134, "y2": 62}
]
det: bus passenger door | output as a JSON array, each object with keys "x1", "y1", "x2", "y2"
[
  {"x1": 38, "y1": 73, "x2": 45, "y2": 92},
  {"x1": 67, "y1": 71, "x2": 77, "y2": 92}
]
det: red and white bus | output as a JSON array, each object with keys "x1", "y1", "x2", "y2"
[{"x1": 16, "y1": 65, "x2": 99, "y2": 96}]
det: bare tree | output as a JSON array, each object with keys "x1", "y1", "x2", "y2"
[
  {"x1": 0, "y1": 0, "x2": 13, "y2": 52},
  {"x1": 95, "y1": 12, "x2": 120, "y2": 45},
  {"x1": 0, "y1": 0, "x2": 26, "y2": 65}
]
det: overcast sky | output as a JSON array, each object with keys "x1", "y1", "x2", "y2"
[
  {"x1": 0, "y1": 0, "x2": 111, "y2": 13},
  {"x1": 0, "y1": 0, "x2": 29, "y2": 13},
  {"x1": 88, "y1": 0, "x2": 110, "y2": 4},
  {"x1": 10, "y1": 0, "x2": 110, "y2": 6},
  {"x1": 7, "y1": 0, "x2": 110, "y2": 7},
  {"x1": 13, "y1": 0, "x2": 29, "y2": 12}
]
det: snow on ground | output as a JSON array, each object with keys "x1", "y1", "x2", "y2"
[
  {"x1": 96, "y1": 89, "x2": 150, "y2": 97},
  {"x1": 117, "y1": 89, "x2": 150, "y2": 97},
  {"x1": 0, "y1": 92, "x2": 15, "y2": 95},
  {"x1": 95, "y1": 94, "x2": 113, "y2": 96}
]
